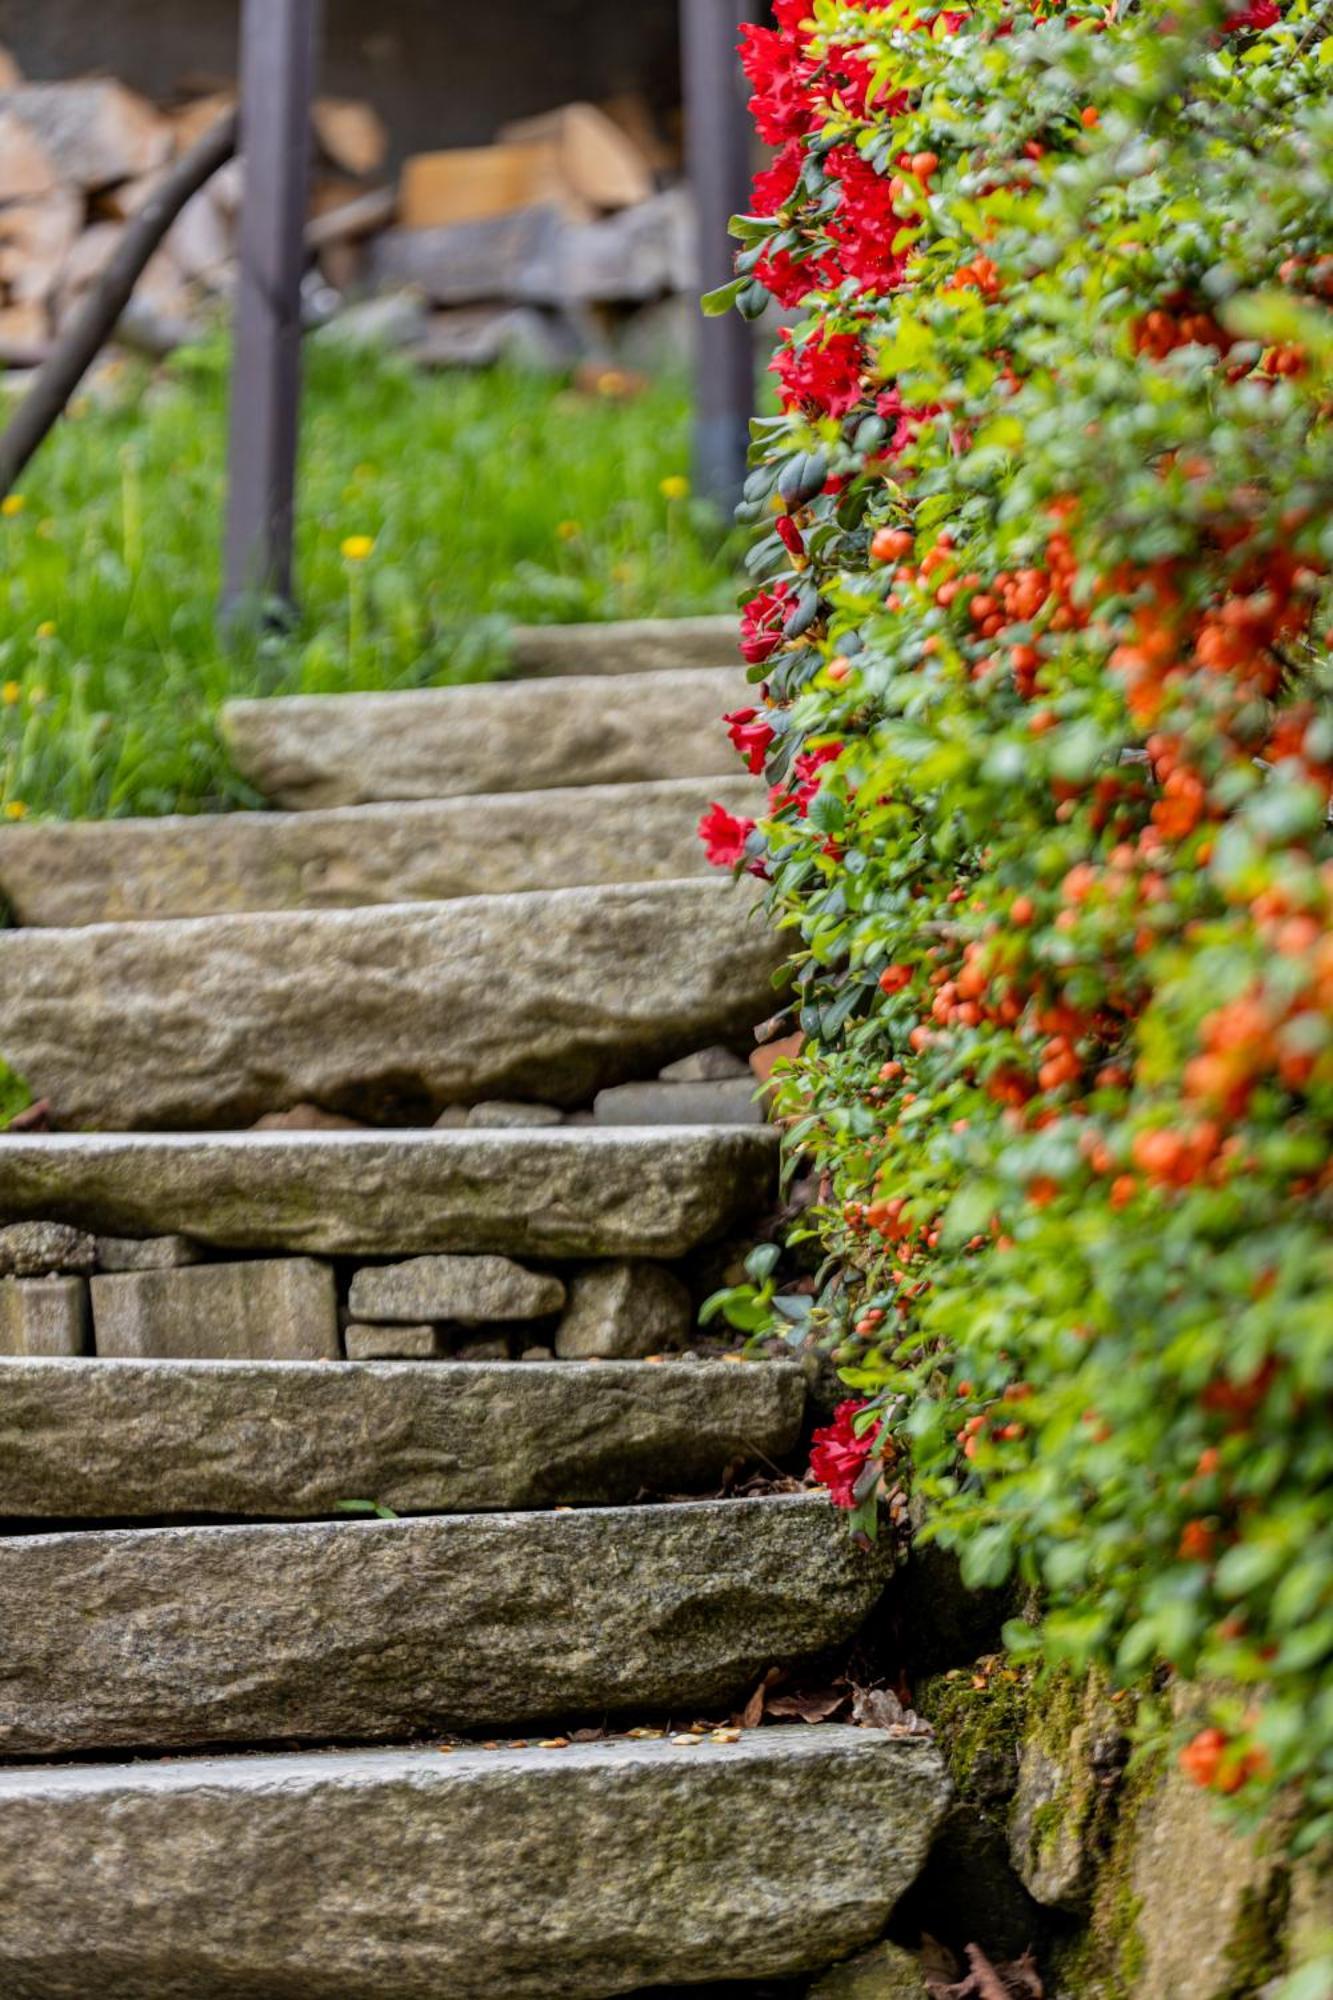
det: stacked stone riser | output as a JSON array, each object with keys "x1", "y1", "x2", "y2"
[{"x1": 0, "y1": 1127, "x2": 777, "y2": 1362}]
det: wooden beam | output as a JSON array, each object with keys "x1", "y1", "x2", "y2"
[
  {"x1": 681, "y1": 0, "x2": 761, "y2": 513},
  {"x1": 222, "y1": 0, "x2": 320, "y2": 622}
]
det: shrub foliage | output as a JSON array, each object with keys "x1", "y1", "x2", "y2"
[{"x1": 709, "y1": 0, "x2": 1333, "y2": 1838}]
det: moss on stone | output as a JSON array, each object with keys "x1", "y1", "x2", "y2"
[
  {"x1": 1046, "y1": 1741, "x2": 1164, "y2": 2000},
  {"x1": 1219, "y1": 1868, "x2": 1292, "y2": 2000},
  {"x1": 916, "y1": 1662, "x2": 1033, "y2": 1808}
]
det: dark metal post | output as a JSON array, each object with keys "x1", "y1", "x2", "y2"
[
  {"x1": 222, "y1": 0, "x2": 320, "y2": 621},
  {"x1": 682, "y1": 0, "x2": 761, "y2": 514}
]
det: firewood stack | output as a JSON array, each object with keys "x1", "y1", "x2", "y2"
[{"x1": 0, "y1": 43, "x2": 693, "y2": 376}]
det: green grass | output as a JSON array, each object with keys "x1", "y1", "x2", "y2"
[{"x1": 0, "y1": 342, "x2": 741, "y2": 822}]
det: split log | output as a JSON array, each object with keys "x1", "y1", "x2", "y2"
[
  {"x1": 313, "y1": 98, "x2": 388, "y2": 179},
  {"x1": 0, "y1": 109, "x2": 237, "y2": 500},
  {"x1": 306, "y1": 184, "x2": 397, "y2": 251},
  {"x1": 0, "y1": 107, "x2": 58, "y2": 202},
  {"x1": 499, "y1": 102, "x2": 655, "y2": 212},
  {"x1": 0, "y1": 80, "x2": 171, "y2": 190},
  {"x1": 0, "y1": 190, "x2": 81, "y2": 303}
]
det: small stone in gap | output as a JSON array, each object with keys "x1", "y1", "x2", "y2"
[
  {"x1": 520, "y1": 1343, "x2": 554, "y2": 1362},
  {"x1": 0, "y1": 1276, "x2": 91, "y2": 1355},
  {"x1": 96, "y1": 1234, "x2": 203, "y2": 1272},
  {"x1": 454, "y1": 1334, "x2": 514, "y2": 1363},
  {"x1": 658, "y1": 1046, "x2": 749, "y2": 1083},
  {"x1": 344, "y1": 1322, "x2": 448, "y2": 1361},
  {"x1": 250, "y1": 1104, "x2": 368, "y2": 1131},
  {"x1": 465, "y1": 1100, "x2": 564, "y2": 1128},
  {"x1": 433, "y1": 1105, "x2": 469, "y2": 1129},
  {"x1": 0, "y1": 1221, "x2": 96, "y2": 1278},
  {"x1": 539, "y1": 1738, "x2": 570, "y2": 1750}
]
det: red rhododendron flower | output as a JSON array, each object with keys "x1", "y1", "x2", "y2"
[
  {"x1": 772, "y1": 331, "x2": 867, "y2": 418},
  {"x1": 810, "y1": 1400, "x2": 884, "y2": 1509},
  {"x1": 1219, "y1": 0, "x2": 1279, "y2": 28},
  {"x1": 698, "y1": 801, "x2": 757, "y2": 869},
  {"x1": 739, "y1": 22, "x2": 818, "y2": 145},
  {"x1": 826, "y1": 148, "x2": 913, "y2": 289},
  {"x1": 753, "y1": 140, "x2": 805, "y2": 217},
  {"x1": 875, "y1": 386, "x2": 941, "y2": 458},
  {"x1": 725, "y1": 706, "x2": 776, "y2": 775},
  {"x1": 772, "y1": 0, "x2": 814, "y2": 35},
  {"x1": 740, "y1": 581, "x2": 794, "y2": 664}
]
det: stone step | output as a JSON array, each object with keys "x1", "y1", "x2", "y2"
[
  {"x1": 0, "y1": 1495, "x2": 889, "y2": 1756},
  {"x1": 0, "y1": 878, "x2": 782, "y2": 1130},
  {"x1": 222, "y1": 665, "x2": 749, "y2": 811},
  {"x1": 0, "y1": 1729, "x2": 951, "y2": 2000},
  {"x1": 0, "y1": 1127, "x2": 775, "y2": 1257},
  {"x1": 0, "y1": 775, "x2": 760, "y2": 927},
  {"x1": 0, "y1": 1356, "x2": 806, "y2": 1520},
  {"x1": 508, "y1": 612, "x2": 739, "y2": 677}
]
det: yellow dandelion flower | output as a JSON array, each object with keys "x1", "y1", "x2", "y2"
[
  {"x1": 340, "y1": 534, "x2": 376, "y2": 562},
  {"x1": 4, "y1": 801, "x2": 28, "y2": 820},
  {"x1": 1, "y1": 494, "x2": 25, "y2": 518},
  {"x1": 1, "y1": 682, "x2": 20, "y2": 706},
  {"x1": 35, "y1": 622, "x2": 55, "y2": 641},
  {"x1": 556, "y1": 520, "x2": 582, "y2": 542},
  {"x1": 659, "y1": 474, "x2": 690, "y2": 502}
]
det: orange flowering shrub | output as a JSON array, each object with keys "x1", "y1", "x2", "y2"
[{"x1": 704, "y1": 0, "x2": 1333, "y2": 1845}]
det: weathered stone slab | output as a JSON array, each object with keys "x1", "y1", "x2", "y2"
[
  {"x1": 221, "y1": 668, "x2": 749, "y2": 810},
  {"x1": 0, "y1": 879, "x2": 782, "y2": 1128},
  {"x1": 0, "y1": 1220, "x2": 94, "y2": 1275},
  {"x1": 555, "y1": 1260, "x2": 692, "y2": 1360},
  {"x1": 90, "y1": 1259, "x2": 339, "y2": 1362},
  {"x1": 594, "y1": 1077, "x2": 763, "y2": 1126},
  {"x1": 349, "y1": 1254, "x2": 565, "y2": 1325},
  {"x1": 0, "y1": 776, "x2": 760, "y2": 926},
  {"x1": 0, "y1": 1730, "x2": 951, "y2": 2000},
  {"x1": 0, "y1": 1277, "x2": 89, "y2": 1356},
  {"x1": 509, "y1": 614, "x2": 738, "y2": 678},
  {"x1": 0, "y1": 1356, "x2": 805, "y2": 1520},
  {"x1": 343, "y1": 1323, "x2": 448, "y2": 1361},
  {"x1": 95, "y1": 1235, "x2": 203, "y2": 1272},
  {"x1": 0, "y1": 1495, "x2": 891, "y2": 1754},
  {"x1": 0, "y1": 1128, "x2": 777, "y2": 1259}
]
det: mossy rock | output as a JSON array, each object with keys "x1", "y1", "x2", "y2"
[
  {"x1": 916, "y1": 1659, "x2": 1032, "y2": 1810},
  {"x1": 1006, "y1": 1668, "x2": 1129, "y2": 1917},
  {"x1": 807, "y1": 1940, "x2": 929, "y2": 1998}
]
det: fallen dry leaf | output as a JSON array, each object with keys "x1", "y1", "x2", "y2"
[
  {"x1": 765, "y1": 1687, "x2": 850, "y2": 1724},
  {"x1": 927, "y1": 1944, "x2": 1044, "y2": 2000}
]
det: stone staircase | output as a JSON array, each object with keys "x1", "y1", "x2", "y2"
[{"x1": 0, "y1": 618, "x2": 950, "y2": 1998}]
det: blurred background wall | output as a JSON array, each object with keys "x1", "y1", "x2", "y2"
[{"x1": 0, "y1": 0, "x2": 685, "y2": 161}]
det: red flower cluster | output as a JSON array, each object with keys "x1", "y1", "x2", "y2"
[
  {"x1": 740, "y1": 581, "x2": 794, "y2": 664},
  {"x1": 772, "y1": 330, "x2": 868, "y2": 418},
  {"x1": 809, "y1": 1400, "x2": 883, "y2": 1509},
  {"x1": 698, "y1": 801, "x2": 757, "y2": 870},
  {"x1": 724, "y1": 707, "x2": 776, "y2": 776}
]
